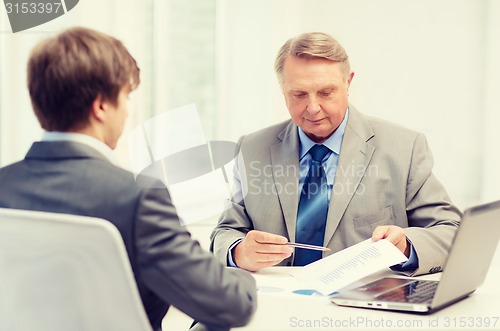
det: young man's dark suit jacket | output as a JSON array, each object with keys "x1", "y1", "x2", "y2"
[{"x1": 0, "y1": 140, "x2": 256, "y2": 331}]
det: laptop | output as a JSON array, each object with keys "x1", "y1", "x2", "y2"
[{"x1": 330, "y1": 200, "x2": 500, "y2": 314}]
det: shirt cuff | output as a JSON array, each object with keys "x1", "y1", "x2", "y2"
[
  {"x1": 227, "y1": 239, "x2": 243, "y2": 267},
  {"x1": 390, "y1": 240, "x2": 419, "y2": 272}
]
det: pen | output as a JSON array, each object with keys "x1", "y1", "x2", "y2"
[{"x1": 286, "y1": 242, "x2": 331, "y2": 251}]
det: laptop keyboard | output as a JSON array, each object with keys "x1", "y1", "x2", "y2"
[{"x1": 376, "y1": 280, "x2": 438, "y2": 303}]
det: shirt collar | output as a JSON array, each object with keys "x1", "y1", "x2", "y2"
[
  {"x1": 298, "y1": 107, "x2": 349, "y2": 160},
  {"x1": 41, "y1": 131, "x2": 118, "y2": 165}
]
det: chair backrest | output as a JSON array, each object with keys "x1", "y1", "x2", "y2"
[{"x1": 0, "y1": 208, "x2": 153, "y2": 331}]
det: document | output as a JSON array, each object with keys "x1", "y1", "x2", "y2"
[{"x1": 291, "y1": 239, "x2": 408, "y2": 295}]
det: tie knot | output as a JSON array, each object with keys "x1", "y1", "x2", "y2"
[{"x1": 309, "y1": 144, "x2": 330, "y2": 163}]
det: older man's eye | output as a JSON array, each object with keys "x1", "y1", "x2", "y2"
[
  {"x1": 319, "y1": 90, "x2": 333, "y2": 97},
  {"x1": 293, "y1": 92, "x2": 307, "y2": 98}
]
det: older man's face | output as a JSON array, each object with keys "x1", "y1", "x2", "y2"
[{"x1": 281, "y1": 56, "x2": 353, "y2": 143}]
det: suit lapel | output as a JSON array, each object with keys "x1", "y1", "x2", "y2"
[
  {"x1": 324, "y1": 107, "x2": 375, "y2": 247},
  {"x1": 271, "y1": 121, "x2": 300, "y2": 241}
]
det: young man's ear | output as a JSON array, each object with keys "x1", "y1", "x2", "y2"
[{"x1": 90, "y1": 95, "x2": 107, "y2": 122}]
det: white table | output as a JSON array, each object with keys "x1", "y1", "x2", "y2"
[
  {"x1": 163, "y1": 244, "x2": 500, "y2": 331},
  {"x1": 236, "y1": 244, "x2": 500, "y2": 331}
]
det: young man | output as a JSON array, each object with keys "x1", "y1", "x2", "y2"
[{"x1": 0, "y1": 27, "x2": 256, "y2": 331}]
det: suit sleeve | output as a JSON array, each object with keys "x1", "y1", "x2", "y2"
[
  {"x1": 133, "y1": 183, "x2": 256, "y2": 329},
  {"x1": 403, "y1": 133, "x2": 462, "y2": 276},
  {"x1": 210, "y1": 137, "x2": 255, "y2": 265}
]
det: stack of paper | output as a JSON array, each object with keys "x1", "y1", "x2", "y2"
[{"x1": 291, "y1": 239, "x2": 408, "y2": 295}]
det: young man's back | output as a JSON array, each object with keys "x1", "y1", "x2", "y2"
[{"x1": 0, "y1": 27, "x2": 256, "y2": 331}]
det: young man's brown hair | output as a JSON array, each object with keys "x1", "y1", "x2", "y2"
[{"x1": 27, "y1": 26, "x2": 140, "y2": 131}]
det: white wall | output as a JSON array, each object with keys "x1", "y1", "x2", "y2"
[
  {"x1": 1, "y1": 0, "x2": 498, "y2": 210},
  {"x1": 481, "y1": 0, "x2": 500, "y2": 203},
  {"x1": 216, "y1": 0, "x2": 499, "y2": 209}
]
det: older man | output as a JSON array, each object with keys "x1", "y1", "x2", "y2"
[{"x1": 211, "y1": 32, "x2": 461, "y2": 276}]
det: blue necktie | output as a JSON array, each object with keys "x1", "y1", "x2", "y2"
[{"x1": 294, "y1": 144, "x2": 331, "y2": 266}]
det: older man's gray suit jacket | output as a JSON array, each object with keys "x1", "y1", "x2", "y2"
[{"x1": 211, "y1": 106, "x2": 462, "y2": 276}]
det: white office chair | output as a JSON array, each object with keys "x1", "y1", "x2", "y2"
[{"x1": 0, "y1": 208, "x2": 153, "y2": 331}]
